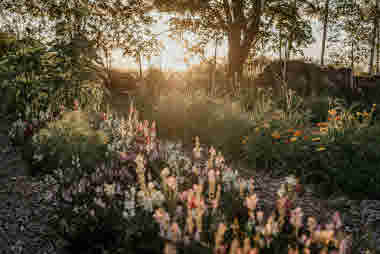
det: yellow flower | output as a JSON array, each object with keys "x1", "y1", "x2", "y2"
[
  {"x1": 271, "y1": 131, "x2": 281, "y2": 139},
  {"x1": 328, "y1": 109, "x2": 337, "y2": 116},
  {"x1": 290, "y1": 137, "x2": 298, "y2": 142},
  {"x1": 255, "y1": 127, "x2": 260, "y2": 132},
  {"x1": 356, "y1": 112, "x2": 362, "y2": 116},
  {"x1": 316, "y1": 147, "x2": 326, "y2": 151},
  {"x1": 312, "y1": 137, "x2": 321, "y2": 142}
]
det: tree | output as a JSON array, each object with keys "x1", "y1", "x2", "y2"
[
  {"x1": 326, "y1": 0, "x2": 372, "y2": 71},
  {"x1": 320, "y1": 0, "x2": 330, "y2": 66},
  {"x1": 152, "y1": 0, "x2": 318, "y2": 89},
  {"x1": 0, "y1": 0, "x2": 161, "y2": 76},
  {"x1": 357, "y1": 0, "x2": 380, "y2": 74}
]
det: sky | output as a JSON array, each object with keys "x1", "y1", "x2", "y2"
[{"x1": 111, "y1": 14, "x2": 324, "y2": 72}]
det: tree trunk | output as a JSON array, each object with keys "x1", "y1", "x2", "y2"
[
  {"x1": 212, "y1": 37, "x2": 218, "y2": 95},
  {"x1": 368, "y1": 12, "x2": 377, "y2": 75},
  {"x1": 227, "y1": 32, "x2": 245, "y2": 92},
  {"x1": 376, "y1": 1, "x2": 380, "y2": 74},
  {"x1": 320, "y1": 0, "x2": 330, "y2": 66},
  {"x1": 279, "y1": 26, "x2": 283, "y2": 61},
  {"x1": 377, "y1": 18, "x2": 380, "y2": 74},
  {"x1": 138, "y1": 52, "x2": 143, "y2": 80},
  {"x1": 351, "y1": 39, "x2": 354, "y2": 72},
  {"x1": 286, "y1": 0, "x2": 297, "y2": 61}
]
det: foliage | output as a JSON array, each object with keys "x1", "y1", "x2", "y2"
[
  {"x1": 26, "y1": 110, "x2": 110, "y2": 176},
  {"x1": 152, "y1": 0, "x2": 318, "y2": 84},
  {"x1": 241, "y1": 98, "x2": 380, "y2": 200},
  {"x1": 0, "y1": 33, "x2": 107, "y2": 123}
]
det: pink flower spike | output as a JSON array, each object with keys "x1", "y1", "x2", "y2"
[
  {"x1": 333, "y1": 211, "x2": 343, "y2": 229},
  {"x1": 339, "y1": 237, "x2": 351, "y2": 254}
]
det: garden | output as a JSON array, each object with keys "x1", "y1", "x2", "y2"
[{"x1": 1, "y1": 31, "x2": 380, "y2": 254}]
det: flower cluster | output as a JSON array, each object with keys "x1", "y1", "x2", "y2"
[{"x1": 7, "y1": 98, "x2": 362, "y2": 254}]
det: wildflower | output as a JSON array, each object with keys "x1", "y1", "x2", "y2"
[
  {"x1": 314, "y1": 230, "x2": 335, "y2": 245},
  {"x1": 271, "y1": 131, "x2": 281, "y2": 139},
  {"x1": 161, "y1": 167, "x2": 170, "y2": 178},
  {"x1": 339, "y1": 236, "x2": 351, "y2": 254},
  {"x1": 103, "y1": 183, "x2": 115, "y2": 196},
  {"x1": 277, "y1": 184, "x2": 286, "y2": 198},
  {"x1": 170, "y1": 222, "x2": 182, "y2": 242},
  {"x1": 286, "y1": 175, "x2": 298, "y2": 186},
  {"x1": 73, "y1": 99, "x2": 79, "y2": 110},
  {"x1": 163, "y1": 243, "x2": 177, "y2": 254},
  {"x1": 290, "y1": 207, "x2": 304, "y2": 229},
  {"x1": 187, "y1": 194, "x2": 198, "y2": 209},
  {"x1": 316, "y1": 122, "x2": 329, "y2": 127},
  {"x1": 230, "y1": 238, "x2": 240, "y2": 254},
  {"x1": 263, "y1": 122, "x2": 270, "y2": 129},
  {"x1": 332, "y1": 211, "x2": 343, "y2": 230},
  {"x1": 243, "y1": 237, "x2": 251, "y2": 254},
  {"x1": 209, "y1": 146, "x2": 216, "y2": 157},
  {"x1": 166, "y1": 176, "x2": 177, "y2": 192},
  {"x1": 249, "y1": 248, "x2": 259, "y2": 254},
  {"x1": 307, "y1": 217, "x2": 317, "y2": 232},
  {"x1": 288, "y1": 246, "x2": 299, "y2": 254},
  {"x1": 215, "y1": 152, "x2": 225, "y2": 168},
  {"x1": 245, "y1": 194, "x2": 258, "y2": 211},
  {"x1": 257, "y1": 211, "x2": 264, "y2": 224}
]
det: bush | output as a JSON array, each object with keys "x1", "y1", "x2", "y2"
[{"x1": 26, "y1": 110, "x2": 110, "y2": 177}]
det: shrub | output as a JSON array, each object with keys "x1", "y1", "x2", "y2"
[{"x1": 26, "y1": 110, "x2": 110, "y2": 176}]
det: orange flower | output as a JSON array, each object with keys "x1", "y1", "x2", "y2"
[
  {"x1": 293, "y1": 130, "x2": 302, "y2": 136},
  {"x1": 316, "y1": 122, "x2": 329, "y2": 127},
  {"x1": 271, "y1": 131, "x2": 281, "y2": 139},
  {"x1": 328, "y1": 109, "x2": 337, "y2": 116}
]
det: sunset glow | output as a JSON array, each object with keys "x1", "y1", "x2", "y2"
[{"x1": 111, "y1": 14, "x2": 322, "y2": 72}]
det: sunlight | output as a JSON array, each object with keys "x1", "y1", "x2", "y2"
[
  {"x1": 111, "y1": 14, "x2": 207, "y2": 72},
  {"x1": 112, "y1": 36, "x2": 203, "y2": 72}
]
